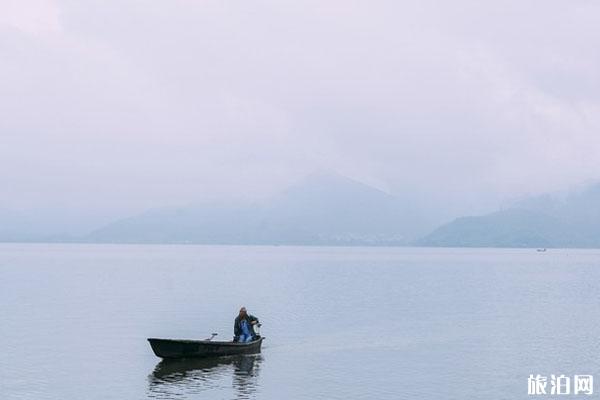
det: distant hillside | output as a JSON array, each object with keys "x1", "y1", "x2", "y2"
[
  {"x1": 86, "y1": 172, "x2": 427, "y2": 245},
  {"x1": 417, "y1": 183, "x2": 600, "y2": 248},
  {"x1": 0, "y1": 208, "x2": 78, "y2": 242},
  {"x1": 0, "y1": 209, "x2": 34, "y2": 242}
]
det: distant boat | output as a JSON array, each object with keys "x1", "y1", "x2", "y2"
[
  {"x1": 536, "y1": 248, "x2": 547, "y2": 252},
  {"x1": 148, "y1": 337, "x2": 264, "y2": 359}
]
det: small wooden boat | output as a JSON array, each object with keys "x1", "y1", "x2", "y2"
[{"x1": 148, "y1": 337, "x2": 264, "y2": 359}]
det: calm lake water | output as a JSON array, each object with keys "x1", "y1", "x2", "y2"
[{"x1": 1, "y1": 244, "x2": 599, "y2": 399}]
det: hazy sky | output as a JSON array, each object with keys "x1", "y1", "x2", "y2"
[{"x1": 1, "y1": 0, "x2": 600, "y2": 223}]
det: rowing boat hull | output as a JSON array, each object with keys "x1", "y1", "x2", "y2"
[{"x1": 147, "y1": 337, "x2": 264, "y2": 359}]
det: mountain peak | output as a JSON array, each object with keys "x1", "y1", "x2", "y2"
[
  {"x1": 282, "y1": 171, "x2": 392, "y2": 200},
  {"x1": 85, "y1": 170, "x2": 424, "y2": 245}
]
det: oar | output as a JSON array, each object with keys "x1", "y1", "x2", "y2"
[{"x1": 206, "y1": 333, "x2": 218, "y2": 341}]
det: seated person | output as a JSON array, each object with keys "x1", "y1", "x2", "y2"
[{"x1": 234, "y1": 307, "x2": 259, "y2": 342}]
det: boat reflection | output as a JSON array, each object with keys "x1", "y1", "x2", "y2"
[{"x1": 148, "y1": 355, "x2": 263, "y2": 399}]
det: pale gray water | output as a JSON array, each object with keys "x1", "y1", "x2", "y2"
[{"x1": 1, "y1": 244, "x2": 599, "y2": 399}]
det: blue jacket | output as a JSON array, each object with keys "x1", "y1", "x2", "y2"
[{"x1": 234, "y1": 314, "x2": 259, "y2": 338}]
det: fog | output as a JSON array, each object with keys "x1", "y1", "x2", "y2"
[{"x1": 1, "y1": 0, "x2": 599, "y2": 232}]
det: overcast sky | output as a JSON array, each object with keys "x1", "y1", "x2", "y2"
[{"x1": 1, "y1": 0, "x2": 599, "y2": 224}]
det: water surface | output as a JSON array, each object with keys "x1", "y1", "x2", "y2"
[{"x1": 1, "y1": 244, "x2": 599, "y2": 399}]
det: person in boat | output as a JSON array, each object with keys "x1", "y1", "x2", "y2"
[{"x1": 234, "y1": 307, "x2": 259, "y2": 343}]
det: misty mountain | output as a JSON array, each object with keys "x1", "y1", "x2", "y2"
[
  {"x1": 417, "y1": 183, "x2": 600, "y2": 248},
  {"x1": 0, "y1": 209, "x2": 34, "y2": 242},
  {"x1": 0, "y1": 208, "x2": 79, "y2": 242},
  {"x1": 86, "y1": 173, "x2": 428, "y2": 245},
  {"x1": 0, "y1": 207, "x2": 119, "y2": 242}
]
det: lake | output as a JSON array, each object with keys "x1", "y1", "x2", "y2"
[{"x1": 1, "y1": 244, "x2": 599, "y2": 399}]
